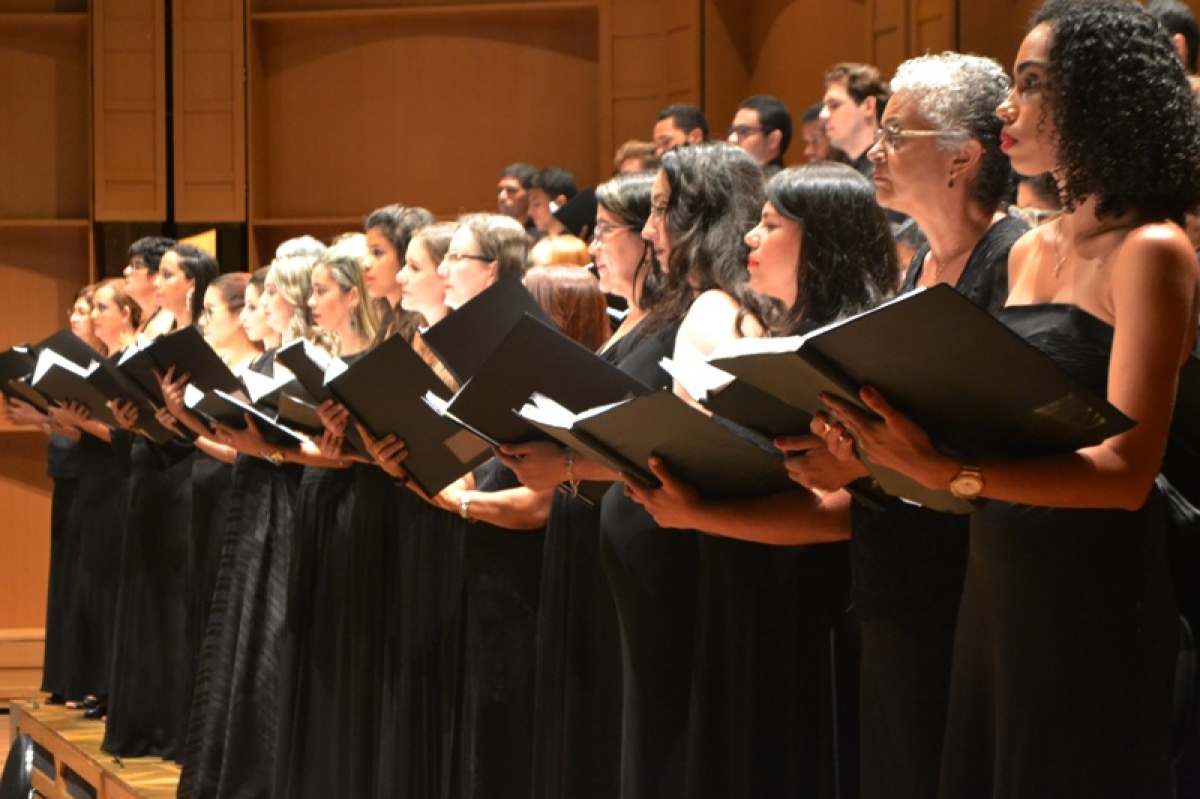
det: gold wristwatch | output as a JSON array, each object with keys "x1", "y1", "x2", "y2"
[{"x1": 949, "y1": 464, "x2": 984, "y2": 500}]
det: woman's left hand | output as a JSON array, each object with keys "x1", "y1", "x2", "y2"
[
  {"x1": 211, "y1": 414, "x2": 269, "y2": 455},
  {"x1": 622, "y1": 456, "x2": 706, "y2": 529},
  {"x1": 821, "y1": 386, "x2": 954, "y2": 489}
]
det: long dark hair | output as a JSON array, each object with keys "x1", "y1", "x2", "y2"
[
  {"x1": 169, "y1": 243, "x2": 220, "y2": 327},
  {"x1": 365, "y1": 204, "x2": 435, "y2": 345},
  {"x1": 651, "y1": 143, "x2": 772, "y2": 332},
  {"x1": 765, "y1": 163, "x2": 898, "y2": 334}
]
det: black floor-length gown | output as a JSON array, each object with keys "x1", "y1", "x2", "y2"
[
  {"x1": 377, "y1": 485, "x2": 466, "y2": 799},
  {"x1": 530, "y1": 489, "x2": 624, "y2": 799},
  {"x1": 852, "y1": 215, "x2": 1024, "y2": 799},
  {"x1": 188, "y1": 453, "x2": 233, "y2": 668},
  {"x1": 103, "y1": 434, "x2": 197, "y2": 759},
  {"x1": 684, "y1": 538, "x2": 853, "y2": 798},
  {"x1": 938, "y1": 306, "x2": 1177, "y2": 799},
  {"x1": 59, "y1": 433, "x2": 126, "y2": 702},
  {"x1": 273, "y1": 464, "x2": 356, "y2": 799},
  {"x1": 448, "y1": 459, "x2": 545, "y2": 798},
  {"x1": 595, "y1": 320, "x2": 693, "y2": 799},
  {"x1": 40, "y1": 432, "x2": 79, "y2": 698},
  {"x1": 178, "y1": 352, "x2": 303, "y2": 797}
]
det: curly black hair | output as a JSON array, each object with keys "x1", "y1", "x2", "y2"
[
  {"x1": 1032, "y1": 0, "x2": 1200, "y2": 222},
  {"x1": 649, "y1": 142, "x2": 775, "y2": 333}
]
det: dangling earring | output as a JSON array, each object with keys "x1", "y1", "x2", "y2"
[{"x1": 948, "y1": 171, "x2": 956, "y2": 189}]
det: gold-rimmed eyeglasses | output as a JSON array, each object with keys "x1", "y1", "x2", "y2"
[{"x1": 873, "y1": 126, "x2": 950, "y2": 152}]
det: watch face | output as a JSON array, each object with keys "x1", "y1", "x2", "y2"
[{"x1": 951, "y1": 474, "x2": 983, "y2": 498}]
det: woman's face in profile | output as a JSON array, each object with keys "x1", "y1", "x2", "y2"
[
  {"x1": 363, "y1": 227, "x2": 401, "y2": 300},
  {"x1": 590, "y1": 206, "x2": 644, "y2": 301},
  {"x1": 744, "y1": 201, "x2": 801, "y2": 308},
  {"x1": 438, "y1": 227, "x2": 497, "y2": 310},
  {"x1": 154, "y1": 251, "x2": 193, "y2": 319},
  {"x1": 263, "y1": 278, "x2": 295, "y2": 335},
  {"x1": 642, "y1": 169, "x2": 672, "y2": 271},
  {"x1": 997, "y1": 23, "x2": 1057, "y2": 178},
  {"x1": 399, "y1": 238, "x2": 447, "y2": 320},
  {"x1": 867, "y1": 91, "x2": 954, "y2": 216},
  {"x1": 240, "y1": 284, "x2": 271, "y2": 344}
]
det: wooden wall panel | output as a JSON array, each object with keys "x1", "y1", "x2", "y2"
[
  {"x1": 911, "y1": 0, "x2": 954, "y2": 57},
  {"x1": 0, "y1": 226, "x2": 91, "y2": 351},
  {"x1": 93, "y1": 0, "x2": 167, "y2": 221},
  {"x1": 174, "y1": 0, "x2": 247, "y2": 222},
  {"x1": 247, "y1": 10, "x2": 599, "y2": 222},
  {"x1": 605, "y1": 0, "x2": 700, "y2": 163},
  {"x1": 958, "y1": 0, "x2": 1040, "y2": 69},
  {"x1": 0, "y1": 433, "x2": 52, "y2": 631},
  {"x1": 703, "y1": 0, "x2": 874, "y2": 166},
  {"x1": 869, "y1": 0, "x2": 907, "y2": 80},
  {"x1": 0, "y1": 17, "x2": 90, "y2": 220}
]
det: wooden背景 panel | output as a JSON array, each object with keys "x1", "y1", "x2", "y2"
[
  {"x1": 0, "y1": 16, "x2": 90, "y2": 219},
  {"x1": 0, "y1": 226, "x2": 91, "y2": 351},
  {"x1": 174, "y1": 0, "x2": 247, "y2": 222},
  {"x1": 0, "y1": 433, "x2": 51, "y2": 632},
  {"x1": 94, "y1": 0, "x2": 167, "y2": 221},
  {"x1": 248, "y1": 8, "x2": 599, "y2": 223}
]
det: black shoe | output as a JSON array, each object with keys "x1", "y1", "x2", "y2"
[
  {"x1": 67, "y1": 696, "x2": 99, "y2": 711},
  {"x1": 46, "y1": 693, "x2": 66, "y2": 705},
  {"x1": 82, "y1": 702, "x2": 107, "y2": 721}
]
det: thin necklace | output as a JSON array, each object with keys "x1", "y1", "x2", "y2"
[
  {"x1": 927, "y1": 243, "x2": 973, "y2": 284},
  {"x1": 1051, "y1": 218, "x2": 1069, "y2": 279}
]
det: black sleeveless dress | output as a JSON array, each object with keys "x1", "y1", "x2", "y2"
[
  {"x1": 938, "y1": 305, "x2": 1177, "y2": 798},
  {"x1": 853, "y1": 214, "x2": 1026, "y2": 799},
  {"x1": 595, "y1": 320, "x2": 693, "y2": 799},
  {"x1": 178, "y1": 351, "x2": 304, "y2": 796}
]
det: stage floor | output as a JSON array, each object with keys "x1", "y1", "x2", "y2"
[{"x1": 7, "y1": 700, "x2": 180, "y2": 798}]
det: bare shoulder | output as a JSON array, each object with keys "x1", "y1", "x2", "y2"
[
  {"x1": 678, "y1": 289, "x2": 743, "y2": 357},
  {"x1": 1114, "y1": 222, "x2": 1199, "y2": 290},
  {"x1": 1004, "y1": 224, "x2": 1046, "y2": 287}
]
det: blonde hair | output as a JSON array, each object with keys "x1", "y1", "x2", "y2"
[
  {"x1": 266, "y1": 254, "x2": 319, "y2": 344},
  {"x1": 529, "y1": 234, "x2": 590, "y2": 268},
  {"x1": 315, "y1": 234, "x2": 378, "y2": 354}
]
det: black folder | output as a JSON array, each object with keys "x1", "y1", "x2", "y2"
[
  {"x1": 186, "y1": 387, "x2": 307, "y2": 448},
  {"x1": 0, "y1": 346, "x2": 46, "y2": 412},
  {"x1": 419, "y1": 275, "x2": 553, "y2": 384},
  {"x1": 709, "y1": 284, "x2": 1133, "y2": 458},
  {"x1": 324, "y1": 335, "x2": 493, "y2": 496},
  {"x1": 704, "y1": 285, "x2": 1134, "y2": 511},
  {"x1": 27, "y1": 335, "x2": 175, "y2": 443},
  {"x1": 115, "y1": 326, "x2": 244, "y2": 413},
  {"x1": 271, "y1": 340, "x2": 368, "y2": 456},
  {"x1": 440, "y1": 313, "x2": 650, "y2": 446},
  {"x1": 519, "y1": 391, "x2": 794, "y2": 501}
]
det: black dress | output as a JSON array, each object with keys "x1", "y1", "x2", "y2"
[
  {"x1": 272, "y1": 464, "x2": 356, "y2": 799},
  {"x1": 530, "y1": 488, "x2": 624, "y2": 799},
  {"x1": 938, "y1": 305, "x2": 1177, "y2": 798},
  {"x1": 189, "y1": 453, "x2": 233, "y2": 671},
  {"x1": 853, "y1": 215, "x2": 1025, "y2": 799},
  {"x1": 595, "y1": 320, "x2": 695, "y2": 799},
  {"x1": 449, "y1": 459, "x2": 545, "y2": 798},
  {"x1": 40, "y1": 432, "x2": 79, "y2": 698},
  {"x1": 178, "y1": 351, "x2": 304, "y2": 797},
  {"x1": 58, "y1": 433, "x2": 125, "y2": 702},
  {"x1": 377, "y1": 484, "x2": 466, "y2": 799},
  {"x1": 103, "y1": 434, "x2": 198, "y2": 759}
]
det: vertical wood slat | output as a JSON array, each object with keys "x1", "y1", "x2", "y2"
[
  {"x1": 869, "y1": 0, "x2": 907, "y2": 81},
  {"x1": 911, "y1": 0, "x2": 956, "y2": 56},
  {"x1": 603, "y1": 0, "x2": 701, "y2": 165},
  {"x1": 173, "y1": 0, "x2": 246, "y2": 222},
  {"x1": 93, "y1": 0, "x2": 166, "y2": 221}
]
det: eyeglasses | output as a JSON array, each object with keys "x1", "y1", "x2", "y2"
[
  {"x1": 590, "y1": 221, "x2": 639, "y2": 243},
  {"x1": 727, "y1": 124, "x2": 765, "y2": 141},
  {"x1": 127, "y1": 257, "x2": 150, "y2": 272},
  {"x1": 443, "y1": 251, "x2": 492, "y2": 264},
  {"x1": 872, "y1": 126, "x2": 950, "y2": 152},
  {"x1": 648, "y1": 202, "x2": 670, "y2": 221},
  {"x1": 1008, "y1": 204, "x2": 1061, "y2": 228}
]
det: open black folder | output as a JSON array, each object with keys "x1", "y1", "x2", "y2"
[
  {"x1": 322, "y1": 335, "x2": 493, "y2": 496},
  {"x1": 26, "y1": 331, "x2": 175, "y2": 443},
  {"x1": 519, "y1": 391, "x2": 795, "y2": 501},
  {"x1": 272, "y1": 339, "x2": 368, "y2": 456},
  {"x1": 701, "y1": 284, "x2": 1133, "y2": 510},
  {"x1": 419, "y1": 275, "x2": 553, "y2": 384},
  {"x1": 436, "y1": 313, "x2": 651, "y2": 447},
  {"x1": 0, "y1": 345, "x2": 48, "y2": 412},
  {"x1": 118, "y1": 325, "x2": 244, "y2": 405}
]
